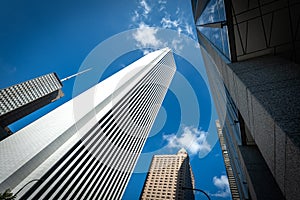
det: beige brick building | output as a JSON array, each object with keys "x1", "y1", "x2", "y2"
[{"x1": 140, "y1": 148, "x2": 195, "y2": 200}]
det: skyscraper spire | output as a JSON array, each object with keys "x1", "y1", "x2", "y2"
[{"x1": 60, "y1": 68, "x2": 92, "y2": 82}]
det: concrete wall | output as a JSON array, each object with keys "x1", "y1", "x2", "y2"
[
  {"x1": 228, "y1": 56, "x2": 300, "y2": 199},
  {"x1": 199, "y1": 30, "x2": 300, "y2": 199}
]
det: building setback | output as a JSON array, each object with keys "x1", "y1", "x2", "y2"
[
  {"x1": 140, "y1": 148, "x2": 195, "y2": 200},
  {"x1": 192, "y1": 0, "x2": 300, "y2": 199},
  {"x1": 0, "y1": 48, "x2": 176, "y2": 199}
]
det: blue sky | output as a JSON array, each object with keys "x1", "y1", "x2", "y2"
[{"x1": 0, "y1": 0, "x2": 231, "y2": 199}]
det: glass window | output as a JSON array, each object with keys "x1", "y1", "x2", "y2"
[{"x1": 196, "y1": 0, "x2": 230, "y2": 59}]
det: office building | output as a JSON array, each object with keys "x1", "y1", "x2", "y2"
[
  {"x1": 192, "y1": 0, "x2": 300, "y2": 199},
  {"x1": 216, "y1": 120, "x2": 240, "y2": 200},
  {"x1": 140, "y1": 148, "x2": 195, "y2": 200},
  {"x1": 0, "y1": 73, "x2": 64, "y2": 140},
  {"x1": 0, "y1": 48, "x2": 176, "y2": 199}
]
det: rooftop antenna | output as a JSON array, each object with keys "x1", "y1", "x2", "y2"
[{"x1": 60, "y1": 68, "x2": 92, "y2": 82}]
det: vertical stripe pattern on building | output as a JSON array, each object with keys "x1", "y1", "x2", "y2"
[{"x1": 0, "y1": 48, "x2": 176, "y2": 200}]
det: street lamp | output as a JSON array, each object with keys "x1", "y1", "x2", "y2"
[
  {"x1": 13, "y1": 179, "x2": 42, "y2": 198},
  {"x1": 0, "y1": 179, "x2": 43, "y2": 199},
  {"x1": 182, "y1": 187, "x2": 211, "y2": 200}
]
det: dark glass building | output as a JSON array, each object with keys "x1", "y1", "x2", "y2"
[
  {"x1": 192, "y1": 0, "x2": 300, "y2": 199},
  {"x1": 0, "y1": 73, "x2": 64, "y2": 140}
]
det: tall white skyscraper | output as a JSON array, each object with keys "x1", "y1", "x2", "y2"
[{"x1": 0, "y1": 48, "x2": 176, "y2": 199}]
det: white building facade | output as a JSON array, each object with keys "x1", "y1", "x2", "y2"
[{"x1": 0, "y1": 48, "x2": 176, "y2": 199}]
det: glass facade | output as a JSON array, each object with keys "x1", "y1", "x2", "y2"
[
  {"x1": 222, "y1": 101, "x2": 249, "y2": 199},
  {"x1": 200, "y1": 44, "x2": 248, "y2": 198},
  {"x1": 196, "y1": 0, "x2": 230, "y2": 59}
]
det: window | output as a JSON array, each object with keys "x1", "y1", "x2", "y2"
[{"x1": 196, "y1": 0, "x2": 230, "y2": 59}]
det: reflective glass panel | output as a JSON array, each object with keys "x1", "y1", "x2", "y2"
[{"x1": 196, "y1": 0, "x2": 230, "y2": 59}]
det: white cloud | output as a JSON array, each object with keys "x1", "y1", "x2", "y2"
[
  {"x1": 161, "y1": 16, "x2": 179, "y2": 29},
  {"x1": 142, "y1": 49, "x2": 151, "y2": 55},
  {"x1": 130, "y1": 1, "x2": 198, "y2": 53},
  {"x1": 132, "y1": 23, "x2": 164, "y2": 53},
  {"x1": 208, "y1": 15, "x2": 214, "y2": 23},
  {"x1": 131, "y1": 0, "x2": 151, "y2": 23},
  {"x1": 158, "y1": 6, "x2": 165, "y2": 12},
  {"x1": 140, "y1": 0, "x2": 151, "y2": 16},
  {"x1": 171, "y1": 38, "x2": 183, "y2": 52},
  {"x1": 158, "y1": 0, "x2": 167, "y2": 4},
  {"x1": 211, "y1": 175, "x2": 231, "y2": 198},
  {"x1": 207, "y1": 0, "x2": 218, "y2": 14},
  {"x1": 130, "y1": 1, "x2": 197, "y2": 42},
  {"x1": 131, "y1": 10, "x2": 140, "y2": 22},
  {"x1": 163, "y1": 126, "x2": 211, "y2": 157},
  {"x1": 175, "y1": 7, "x2": 180, "y2": 15},
  {"x1": 177, "y1": 27, "x2": 182, "y2": 35},
  {"x1": 158, "y1": 0, "x2": 167, "y2": 12},
  {"x1": 185, "y1": 23, "x2": 193, "y2": 36}
]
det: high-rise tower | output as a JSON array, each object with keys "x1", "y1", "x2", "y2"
[
  {"x1": 216, "y1": 120, "x2": 240, "y2": 200},
  {"x1": 0, "y1": 48, "x2": 176, "y2": 199},
  {"x1": 0, "y1": 73, "x2": 64, "y2": 140},
  {"x1": 140, "y1": 148, "x2": 195, "y2": 200}
]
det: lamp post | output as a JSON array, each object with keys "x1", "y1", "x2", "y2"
[
  {"x1": 13, "y1": 179, "x2": 42, "y2": 198},
  {"x1": 0, "y1": 179, "x2": 41, "y2": 200},
  {"x1": 182, "y1": 187, "x2": 211, "y2": 200}
]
